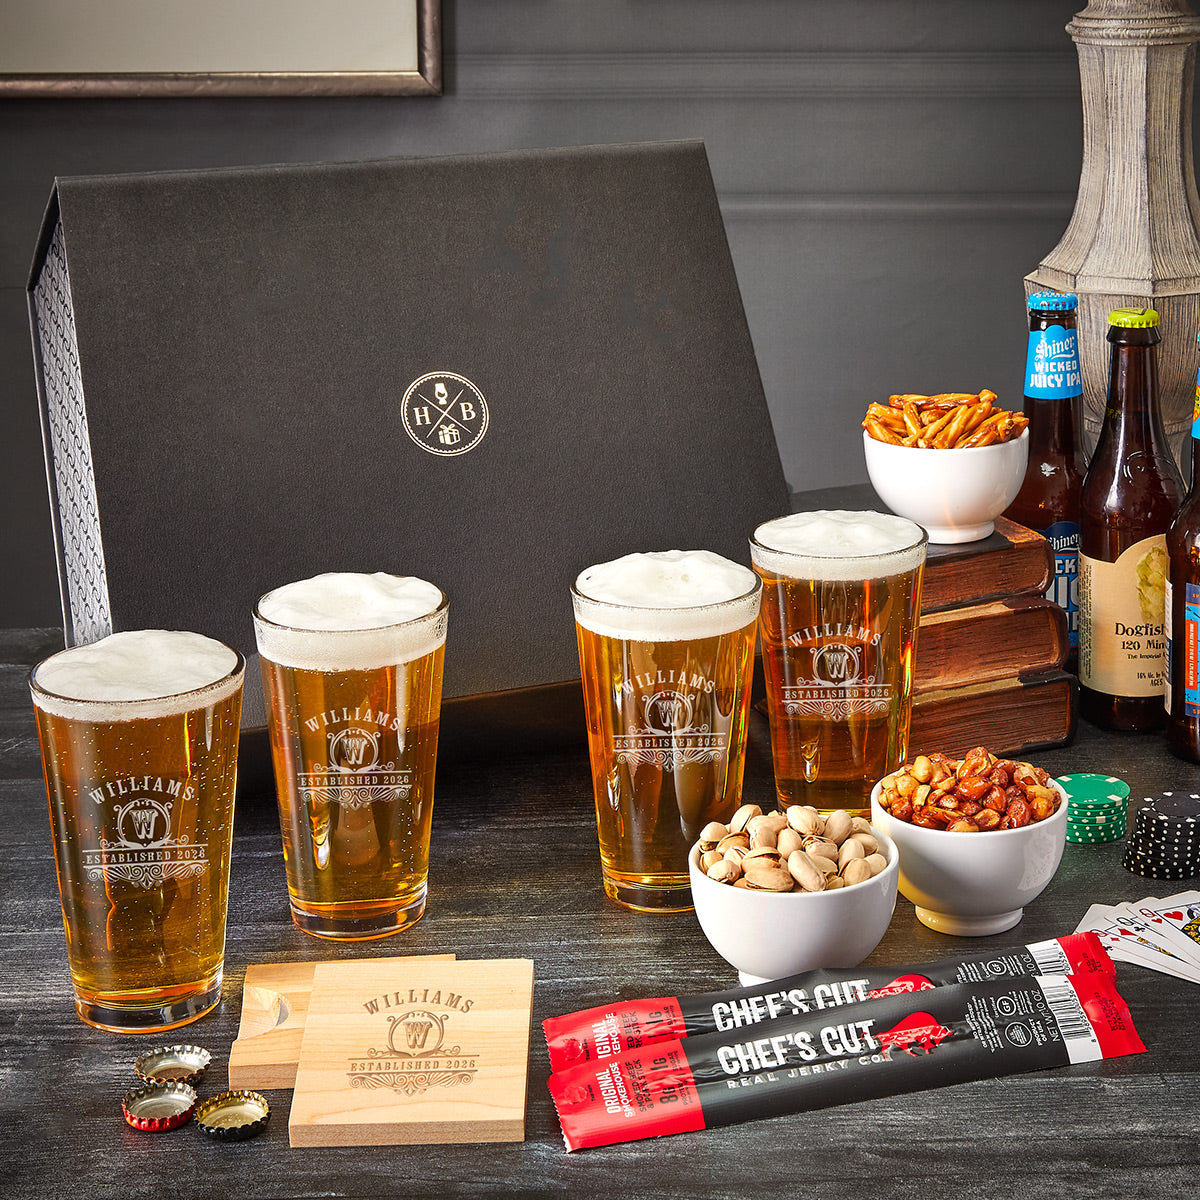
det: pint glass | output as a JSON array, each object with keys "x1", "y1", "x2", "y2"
[
  {"x1": 751, "y1": 511, "x2": 926, "y2": 816},
  {"x1": 572, "y1": 550, "x2": 761, "y2": 912},
  {"x1": 30, "y1": 630, "x2": 244, "y2": 1033},
  {"x1": 253, "y1": 572, "x2": 447, "y2": 940}
]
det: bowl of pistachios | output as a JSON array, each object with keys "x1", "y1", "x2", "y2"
[{"x1": 689, "y1": 803, "x2": 899, "y2": 986}]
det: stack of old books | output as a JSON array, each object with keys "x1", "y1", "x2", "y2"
[{"x1": 911, "y1": 515, "x2": 1074, "y2": 756}]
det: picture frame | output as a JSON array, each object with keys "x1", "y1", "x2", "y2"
[{"x1": 0, "y1": 0, "x2": 441, "y2": 97}]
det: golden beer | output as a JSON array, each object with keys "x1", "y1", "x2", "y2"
[
  {"x1": 30, "y1": 630, "x2": 244, "y2": 1033},
  {"x1": 751, "y1": 511, "x2": 926, "y2": 816},
  {"x1": 254, "y1": 573, "x2": 447, "y2": 940},
  {"x1": 573, "y1": 550, "x2": 761, "y2": 912}
]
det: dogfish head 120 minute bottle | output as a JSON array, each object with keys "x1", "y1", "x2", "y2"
[
  {"x1": 1079, "y1": 308, "x2": 1184, "y2": 731},
  {"x1": 1006, "y1": 291, "x2": 1085, "y2": 673}
]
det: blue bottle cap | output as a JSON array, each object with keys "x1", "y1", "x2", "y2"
[{"x1": 1028, "y1": 291, "x2": 1078, "y2": 312}]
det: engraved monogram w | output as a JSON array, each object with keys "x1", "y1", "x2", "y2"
[
  {"x1": 130, "y1": 806, "x2": 159, "y2": 841},
  {"x1": 340, "y1": 733, "x2": 372, "y2": 767}
]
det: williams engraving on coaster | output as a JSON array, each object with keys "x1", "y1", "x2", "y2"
[
  {"x1": 401, "y1": 371, "x2": 489, "y2": 457},
  {"x1": 348, "y1": 1001, "x2": 479, "y2": 1097}
]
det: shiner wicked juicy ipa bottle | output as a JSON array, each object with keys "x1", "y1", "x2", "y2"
[{"x1": 1006, "y1": 291, "x2": 1085, "y2": 672}]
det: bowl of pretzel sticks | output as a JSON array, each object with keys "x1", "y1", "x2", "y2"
[{"x1": 862, "y1": 389, "x2": 1029, "y2": 543}]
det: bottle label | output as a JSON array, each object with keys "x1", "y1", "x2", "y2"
[
  {"x1": 1184, "y1": 582, "x2": 1200, "y2": 717},
  {"x1": 1041, "y1": 520, "x2": 1080, "y2": 648},
  {"x1": 1025, "y1": 326, "x2": 1082, "y2": 399},
  {"x1": 1193, "y1": 383, "x2": 1200, "y2": 441},
  {"x1": 1165, "y1": 577, "x2": 1173, "y2": 713},
  {"x1": 1079, "y1": 536, "x2": 1169, "y2": 697}
]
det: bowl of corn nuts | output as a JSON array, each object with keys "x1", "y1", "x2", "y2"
[
  {"x1": 689, "y1": 803, "x2": 899, "y2": 986},
  {"x1": 861, "y1": 391, "x2": 1029, "y2": 543},
  {"x1": 871, "y1": 747, "x2": 1068, "y2": 938}
]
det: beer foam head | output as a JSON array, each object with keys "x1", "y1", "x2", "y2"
[
  {"x1": 254, "y1": 572, "x2": 447, "y2": 671},
  {"x1": 750, "y1": 511, "x2": 926, "y2": 580},
  {"x1": 31, "y1": 630, "x2": 242, "y2": 720},
  {"x1": 572, "y1": 550, "x2": 760, "y2": 641}
]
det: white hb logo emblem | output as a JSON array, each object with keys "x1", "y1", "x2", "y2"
[{"x1": 402, "y1": 371, "x2": 489, "y2": 457}]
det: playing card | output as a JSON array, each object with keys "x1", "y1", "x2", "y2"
[
  {"x1": 1133, "y1": 892, "x2": 1200, "y2": 963},
  {"x1": 1111, "y1": 898, "x2": 1200, "y2": 971},
  {"x1": 1074, "y1": 903, "x2": 1200, "y2": 984},
  {"x1": 1121, "y1": 902, "x2": 1200, "y2": 969}
]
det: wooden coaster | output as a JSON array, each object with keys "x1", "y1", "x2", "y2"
[
  {"x1": 229, "y1": 956, "x2": 454, "y2": 1090},
  {"x1": 289, "y1": 957, "x2": 534, "y2": 1146}
]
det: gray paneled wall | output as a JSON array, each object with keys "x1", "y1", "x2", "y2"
[{"x1": 0, "y1": 0, "x2": 1136, "y2": 626}]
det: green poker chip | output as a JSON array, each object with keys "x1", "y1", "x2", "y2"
[
  {"x1": 1055, "y1": 773, "x2": 1130, "y2": 808},
  {"x1": 1065, "y1": 808, "x2": 1126, "y2": 825},
  {"x1": 1067, "y1": 813, "x2": 1126, "y2": 829},
  {"x1": 1067, "y1": 817, "x2": 1125, "y2": 833},
  {"x1": 1067, "y1": 824, "x2": 1125, "y2": 844}
]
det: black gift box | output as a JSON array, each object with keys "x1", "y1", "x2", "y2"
[{"x1": 27, "y1": 140, "x2": 787, "y2": 780}]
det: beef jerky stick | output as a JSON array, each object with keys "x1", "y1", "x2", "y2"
[
  {"x1": 544, "y1": 932, "x2": 1111, "y2": 1073},
  {"x1": 549, "y1": 972, "x2": 1143, "y2": 1152}
]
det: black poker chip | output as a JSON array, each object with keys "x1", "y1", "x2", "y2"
[
  {"x1": 1127, "y1": 836, "x2": 1200, "y2": 857},
  {"x1": 1129, "y1": 793, "x2": 1200, "y2": 822},
  {"x1": 1129, "y1": 838, "x2": 1200, "y2": 853},
  {"x1": 1126, "y1": 832, "x2": 1200, "y2": 853},
  {"x1": 1121, "y1": 856, "x2": 1199, "y2": 880},
  {"x1": 1121, "y1": 792, "x2": 1200, "y2": 879},
  {"x1": 1122, "y1": 846, "x2": 1200, "y2": 875},
  {"x1": 1125, "y1": 839, "x2": 1198, "y2": 859},
  {"x1": 1128, "y1": 817, "x2": 1200, "y2": 836}
]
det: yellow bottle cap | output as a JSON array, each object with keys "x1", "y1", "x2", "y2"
[{"x1": 1108, "y1": 307, "x2": 1160, "y2": 328}]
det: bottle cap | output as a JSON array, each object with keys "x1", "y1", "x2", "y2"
[
  {"x1": 1108, "y1": 307, "x2": 1160, "y2": 328},
  {"x1": 1028, "y1": 291, "x2": 1078, "y2": 311},
  {"x1": 134, "y1": 1044, "x2": 212, "y2": 1086},
  {"x1": 195, "y1": 1090, "x2": 271, "y2": 1141},
  {"x1": 122, "y1": 1082, "x2": 198, "y2": 1132}
]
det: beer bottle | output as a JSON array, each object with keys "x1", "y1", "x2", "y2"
[
  {"x1": 1165, "y1": 330, "x2": 1200, "y2": 761},
  {"x1": 1079, "y1": 308, "x2": 1183, "y2": 731},
  {"x1": 1006, "y1": 291, "x2": 1085, "y2": 672}
]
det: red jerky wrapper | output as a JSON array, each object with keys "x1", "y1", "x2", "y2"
[
  {"x1": 548, "y1": 971, "x2": 1143, "y2": 1152},
  {"x1": 544, "y1": 932, "x2": 1111, "y2": 1073}
]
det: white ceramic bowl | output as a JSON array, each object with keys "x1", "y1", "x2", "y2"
[
  {"x1": 862, "y1": 427, "x2": 1029, "y2": 543},
  {"x1": 870, "y1": 779, "x2": 1067, "y2": 937},
  {"x1": 689, "y1": 830, "x2": 900, "y2": 986}
]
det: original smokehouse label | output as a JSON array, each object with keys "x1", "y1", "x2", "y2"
[
  {"x1": 543, "y1": 934, "x2": 1111, "y2": 1073},
  {"x1": 83, "y1": 774, "x2": 207, "y2": 890},
  {"x1": 299, "y1": 706, "x2": 411, "y2": 810},
  {"x1": 611, "y1": 669, "x2": 726, "y2": 772},
  {"x1": 1080, "y1": 535, "x2": 1169, "y2": 697},
  {"x1": 781, "y1": 623, "x2": 888, "y2": 720},
  {"x1": 548, "y1": 973, "x2": 1143, "y2": 1152}
]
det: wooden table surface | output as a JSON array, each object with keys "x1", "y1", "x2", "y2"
[{"x1": 3, "y1": 626, "x2": 1199, "y2": 1200}]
